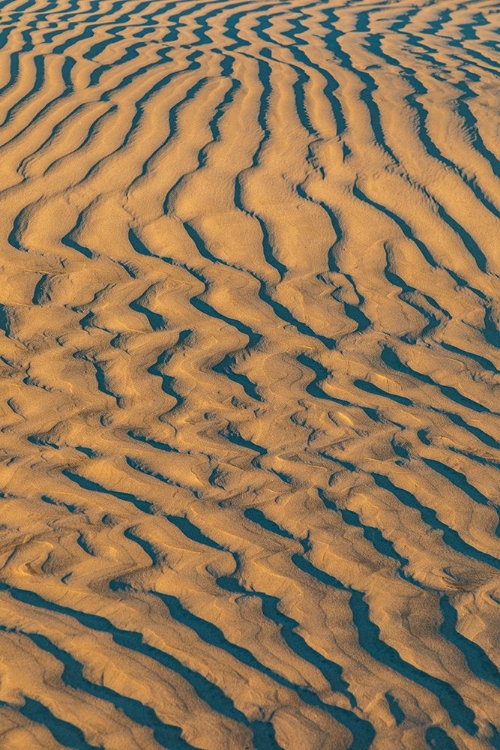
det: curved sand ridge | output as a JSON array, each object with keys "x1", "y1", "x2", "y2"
[{"x1": 0, "y1": 0, "x2": 499, "y2": 747}]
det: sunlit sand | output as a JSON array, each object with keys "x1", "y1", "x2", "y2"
[{"x1": 0, "y1": 0, "x2": 499, "y2": 747}]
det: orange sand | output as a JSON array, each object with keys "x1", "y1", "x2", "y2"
[{"x1": 0, "y1": 0, "x2": 499, "y2": 747}]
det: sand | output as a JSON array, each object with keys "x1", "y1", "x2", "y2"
[{"x1": 0, "y1": 0, "x2": 499, "y2": 747}]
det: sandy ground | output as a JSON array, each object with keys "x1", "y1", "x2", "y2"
[{"x1": 0, "y1": 0, "x2": 499, "y2": 747}]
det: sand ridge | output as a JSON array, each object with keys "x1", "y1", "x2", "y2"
[{"x1": 0, "y1": 0, "x2": 499, "y2": 747}]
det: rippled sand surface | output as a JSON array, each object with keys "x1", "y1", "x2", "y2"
[{"x1": 0, "y1": 0, "x2": 499, "y2": 747}]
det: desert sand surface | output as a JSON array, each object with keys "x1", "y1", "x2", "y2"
[{"x1": 0, "y1": 0, "x2": 499, "y2": 747}]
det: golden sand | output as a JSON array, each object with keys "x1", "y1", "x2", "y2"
[{"x1": 0, "y1": 0, "x2": 499, "y2": 747}]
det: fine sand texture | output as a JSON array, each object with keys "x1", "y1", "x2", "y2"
[{"x1": 0, "y1": 0, "x2": 499, "y2": 747}]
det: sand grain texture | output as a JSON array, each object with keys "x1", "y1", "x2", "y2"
[{"x1": 0, "y1": 0, "x2": 499, "y2": 747}]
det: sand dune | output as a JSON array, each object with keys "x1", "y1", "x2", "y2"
[{"x1": 0, "y1": 0, "x2": 499, "y2": 746}]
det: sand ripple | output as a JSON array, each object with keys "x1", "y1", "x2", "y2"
[{"x1": 0, "y1": 0, "x2": 499, "y2": 747}]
